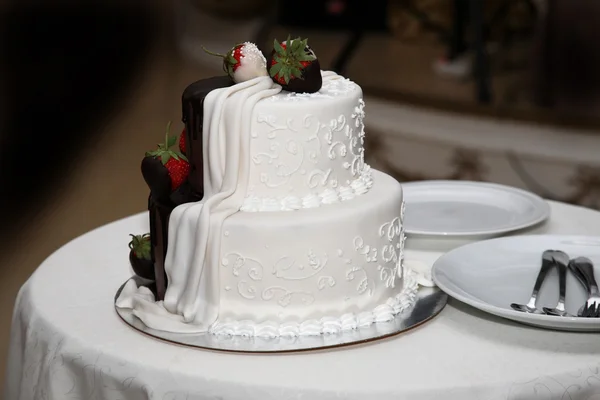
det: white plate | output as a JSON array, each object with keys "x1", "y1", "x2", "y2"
[
  {"x1": 402, "y1": 180, "x2": 550, "y2": 238},
  {"x1": 432, "y1": 235, "x2": 600, "y2": 331}
]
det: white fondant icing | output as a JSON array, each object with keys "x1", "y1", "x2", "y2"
[
  {"x1": 215, "y1": 170, "x2": 407, "y2": 323},
  {"x1": 246, "y1": 72, "x2": 368, "y2": 201}
]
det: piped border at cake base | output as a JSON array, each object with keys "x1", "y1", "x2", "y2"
[
  {"x1": 208, "y1": 269, "x2": 420, "y2": 337},
  {"x1": 240, "y1": 167, "x2": 374, "y2": 212},
  {"x1": 114, "y1": 273, "x2": 447, "y2": 353}
]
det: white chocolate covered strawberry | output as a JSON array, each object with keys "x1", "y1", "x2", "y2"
[{"x1": 202, "y1": 42, "x2": 268, "y2": 84}]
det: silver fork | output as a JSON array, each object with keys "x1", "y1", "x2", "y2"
[{"x1": 570, "y1": 257, "x2": 600, "y2": 317}]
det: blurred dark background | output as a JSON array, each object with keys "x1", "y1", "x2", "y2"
[
  {"x1": 2, "y1": 0, "x2": 600, "y2": 241},
  {"x1": 0, "y1": 1, "x2": 162, "y2": 239}
]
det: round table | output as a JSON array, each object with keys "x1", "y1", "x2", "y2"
[{"x1": 6, "y1": 201, "x2": 600, "y2": 400}]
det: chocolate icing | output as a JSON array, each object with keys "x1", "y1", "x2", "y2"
[
  {"x1": 141, "y1": 156, "x2": 172, "y2": 206},
  {"x1": 142, "y1": 75, "x2": 233, "y2": 300},
  {"x1": 182, "y1": 76, "x2": 233, "y2": 194},
  {"x1": 149, "y1": 197, "x2": 169, "y2": 300}
]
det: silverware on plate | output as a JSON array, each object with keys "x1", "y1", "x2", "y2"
[
  {"x1": 511, "y1": 250, "x2": 555, "y2": 314},
  {"x1": 569, "y1": 257, "x2": 600, "y2": 318},
  {"x1": 542, "y1": 251, "x2": 573, "y2": 317}
]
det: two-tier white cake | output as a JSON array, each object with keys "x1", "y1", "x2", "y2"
[{"x1": 117, "y1": 55, "x2": 418, "y2": 337}]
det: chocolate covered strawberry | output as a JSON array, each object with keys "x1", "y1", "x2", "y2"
[
  {"x1": 143, "y1": 122, "x2": 190, "y2": 193},
  {"x1": 128, "y1": 233, "x2": 155, "y2": 280},
  {"x1": 268, "y1": 36, "x2": 322, "y2": 93},
  {"x1": 202, "y1": 42, "x2": 268, "y2": 83},
  {"x1": 141, "y1": 155, "x2": 171, "y2": 203}
]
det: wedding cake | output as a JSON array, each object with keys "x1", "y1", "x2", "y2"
[{"x1": 116, "y1": 38, "x2": 419, "y2": 337}]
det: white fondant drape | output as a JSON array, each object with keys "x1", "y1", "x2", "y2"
[{"x1": 115, "y1": 76, "x2": 281, "y2": 332}]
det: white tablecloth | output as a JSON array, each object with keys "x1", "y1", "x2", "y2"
[{"x1": 5, "y1": 201, "x2": 600, "y2": 400}]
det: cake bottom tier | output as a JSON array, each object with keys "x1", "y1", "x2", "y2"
[{"x1": 210, "y1": 170, "x2": 417, "y2": 336}]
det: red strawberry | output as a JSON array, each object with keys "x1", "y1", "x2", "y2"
[
  {"x1": 202, "y1": 42, "x2": 268, "y2": 83},
  {"x1": 164, "y1": 157, "x2": 190, "y2": 191},
  {"x1": 268, "y1": 35, "x2": 322, "y2": 93},
  {"x1": 145, "y1": 122, "x2": 190, "y2": 191},
  {"x1": 179, "y1": 128, "x2": 187, "y2": 155}
]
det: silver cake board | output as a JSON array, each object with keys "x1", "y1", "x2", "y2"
[{"x1": 114, "y1": 276, "x2": 447, "y2": 353}]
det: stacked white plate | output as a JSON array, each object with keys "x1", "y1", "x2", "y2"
[{"x1": 402, "y1": 180, "x2": 550, "y2": 239}]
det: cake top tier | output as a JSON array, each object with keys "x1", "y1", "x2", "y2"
[
  {"x1": 141, "y1": 38, "x2": 372, "y2": 211},
  {"x1": 241, "y1": 71, "x2": 371, "y2": 211}
]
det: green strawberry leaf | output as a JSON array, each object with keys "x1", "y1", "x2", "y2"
[
  {"x1": 139, "y1": 248, "x2": 151, "y2": 260},
  {"x1": 291, "y1": 67, "x2": 302, "y2": 78},
  {"x1": 129, "y1": 233, "x2": 152, "y2": 260},
  {"x1": 201, "y1": 46, "x2": 227, "y2": 58},
  {"x1": 270, "y1": 62, "x2": 282, "y2": 76},
  {"x1": 178, "y1": 152, "x2": 189, "y2": 162},
  {"x1": 169, "y1": 150, "x2": 180, "y2": 161},
  {"x1": 274, "y1": 39, "x2": 284, "y2": 54},
  {"x1": 161, "y1": 153, "x2": 171, "y2": 165},
  {"x1": 167, "y1": 135, "x2": 177, "y2": 148},
  {"x1": 298, "y1": 53, "x2": 315, "y2": 61},
  {"x1": 291, "y1": 39, "x2": 301, "y2": 52}
]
